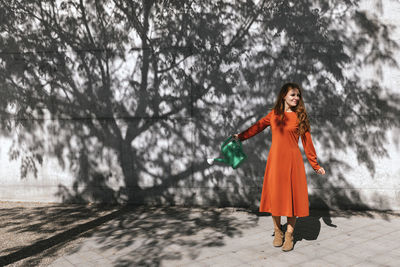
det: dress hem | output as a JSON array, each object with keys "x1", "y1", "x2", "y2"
[{"x1": 258, "y1": 210, "x2": 309, "y2": 218}]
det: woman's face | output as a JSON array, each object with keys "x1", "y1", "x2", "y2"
[{"x1": 284, "y1": 88, "x2": 300, "y2": 108}]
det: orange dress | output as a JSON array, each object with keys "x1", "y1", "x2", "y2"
[{"x1": 238, "y1": 109, "x2": 321, "y2": 217}]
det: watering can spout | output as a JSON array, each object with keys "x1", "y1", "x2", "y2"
[
  {"x1": 207, "y1": 136, "x2": 247, "y2": 169},
  {"x1": 207, "y1": 158, "x2": 228, "y2": 165}
]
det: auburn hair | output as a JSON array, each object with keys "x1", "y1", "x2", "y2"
[{"x1": 272, "y1": 82, "x2": 310, "y2": 136}]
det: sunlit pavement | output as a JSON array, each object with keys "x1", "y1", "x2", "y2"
[{"x1": 46, "y1": 207, "x2": 400, "y2": 267}]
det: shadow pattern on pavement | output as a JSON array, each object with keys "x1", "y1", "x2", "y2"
[{"x1": 3, "y1": 203, "x2": 400, "y2": 266}]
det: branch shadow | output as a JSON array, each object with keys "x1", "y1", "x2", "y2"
[
  {"x1": 0, "y1": 0, "x2": 400, "y2": 265},
  {"x1": 0, "y1": 204, "x2": 261, "y2": 266},
  {"x1": 1, "y1": 203, "x2": 399, "y2": 266}
]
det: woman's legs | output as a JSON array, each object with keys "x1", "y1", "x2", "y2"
[
  {"x1": 282, "y1": 216, "x2": 296, "y2": 251},
  {"x1": 272, "y1": 215, "x2": 297, "y2": 231},
  {"x1": 272, "y1": 216, "x2": 282, "y2": 230},
  {"x1": 272, "y1": 216, "x2": 297, "y2": 231},
  {"x1": 286, "y1": 216, "x2": 296, "y2": 233},
  {"x1": 272, "y1": 216, "x2": 284, "y2": 247}
]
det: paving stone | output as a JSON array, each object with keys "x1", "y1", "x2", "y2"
[
  {"x1": 316, "y1": 230, "x2": 343, "y2": 241},
  {"x1": 340, "y1": 244, "x2": 381, "y2": 259},
  {"x1": 315, "y1": 238, "x2": 350, "y2": 251},
  {"x1": 187, "y1": 246, "x2": 225, "y2": 261},
  {"x1": 160, "y1": 256, "x2": 198, "y2": 267},
  {"x1": 388, "y1": 247, "x2": 400, "y2": 256},
  {"x1": 297, "y1": 258, "x2": 337, "y2": 267},
  {"x1": 319, "y1": 251, "x2": 365, "y2": 266},
  {"x1": 62, "y1": 254, "x2": 88, "y2": 265},
  {"x1": 247, "y1": 258, "x2": 293, "y2": 267},
  {"x1": 195, "y1": 253, "x2": 247, "y2": 266},
  {"x1": 87, "y1": 258, "x2": 114, "y2": 267},
  {"x1": 49, "y1": 258, "x2": 76, "y2": 267},
  {"x1": 180, "y1": 261, "x2": 209, "y2": 267},
  {"x1": 367, "y1": 253, "x2": 396, "y2": 265},
  {"x1": 351, "y1": 262, "x2": 390, "y2": 267},
  {"x1": 295, "y1": 245, "x2": 334, "y2": 260},
  {"x1": 223, "y1": 246, "x2": 275, "y2": 263},
  {"x1": 348, "y1": 228, "x2": 381, "y2": 239},
  {"x1": 390, "y1": 230, "x2": 400, "y2": 238},
  {"x1": 355, "y1": 258, "x2": 397, "y2": 267},
  {"x1": 76, "y1": 251, "x2": 105, "y2": 261},
  {"x1": 272, "y1": 250, "x2": 310, "y2": 263}
]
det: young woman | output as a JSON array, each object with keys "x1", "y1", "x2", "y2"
[{"x1": 233, "y1": 82, "x2": 326, "y2": 252}]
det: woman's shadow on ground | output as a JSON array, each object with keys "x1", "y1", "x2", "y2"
[{"x1": 279, "y1": 197, "x2": 338, "y2": 245}]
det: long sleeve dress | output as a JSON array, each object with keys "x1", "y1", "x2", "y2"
[{"x1": 238, "y1": 109, "x2": 321, "y2": 217}]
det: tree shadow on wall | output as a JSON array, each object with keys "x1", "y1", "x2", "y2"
[{"x1": 0, "y1": 0, "x2": 399, "y2": 212}]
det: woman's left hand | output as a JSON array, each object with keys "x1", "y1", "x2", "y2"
[{"x1": 316, "y1": 167, "x2": 325, "y2": 175}]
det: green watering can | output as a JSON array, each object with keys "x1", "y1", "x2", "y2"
[{"x1": 207, "y1": 136, "x2": 247, "y2": 169}]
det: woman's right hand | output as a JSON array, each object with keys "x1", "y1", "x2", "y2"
[{"x1": 316, "y1": 167, "x2": 326, "y2": 175}]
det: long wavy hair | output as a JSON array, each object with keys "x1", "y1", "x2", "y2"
[{"x1": 272, "y1": 82, "x2": 310, "y2": 136}]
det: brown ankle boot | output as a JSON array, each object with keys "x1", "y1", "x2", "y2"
[
  {"x1": 273, "y1": 227, "x2": 284, "y2": 247},
  {"x1": 282, "y1": 231, "x2": 294, "y2": 251}
]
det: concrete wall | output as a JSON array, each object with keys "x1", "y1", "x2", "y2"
[{"x1": 0, "y1": 0, "x2": 399, "y2": 211}]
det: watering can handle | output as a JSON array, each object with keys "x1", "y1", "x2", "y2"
[{"x1": 221, "y1": 135, "x2": 242, "y2": 149}]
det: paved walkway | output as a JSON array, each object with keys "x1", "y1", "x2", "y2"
[{"x1": 46, "y1": 207, "x2": 400, "y2": 267}]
